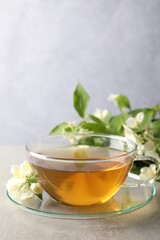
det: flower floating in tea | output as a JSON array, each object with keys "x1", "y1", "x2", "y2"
[{"x1": 6, "y1": 161, "x2": 43, "y2": 207}]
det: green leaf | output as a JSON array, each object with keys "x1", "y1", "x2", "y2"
[
  {"x1": 88, "y1": 112, "x2": 111, "y2": 125},
  {"x1": 116, "y1": 94, "x2": 131, "y2": 111},
  {"x1": 49, "y1": 122, "x2": 69, "y2": 135},
  {"x1": 156, "y1": 144, "x2": 160, "y2": 155},
  {"x1": 129, "y1": 108, "x2": 145, "y2": 117},
  {"x1": 130, "y1": 107, "x2": 156, "y2": 118},
  {"x1": 79, "y1": 121, "x2": 107, "y2": 133},
  {"x1": 64, "y1": 126, "x2": 74, "y2": 133},
  {"x1": 73, "y1": 82, "x2": 90, "y2": 118},
  {"x1": 88, "y1": 114, "x2": 104, "y2": 124},
  {"x1": 130, "y1": 164, "x2": 141, "y2": 175},
  {"x1": 129, "y1": 108, "x2": 155, "y2": 131},
  {"x1": 78, "y1": 136, "x2": 109, "y2": 147},
  {"x1": 149, "y1": 119, "x2": 160, "y2": 138},
  {"x1": 153, "y1": 103, "x2": 160, "y2": 113},
  {"x1": 151, "y1": 119, "x2": 160, "y2": 129},
  {"x1": 109, "y1": 113, "x2": 128, "y2": 135},
  {"x1": 139, "y1": 109, "x2": 155, "y2": 130}
]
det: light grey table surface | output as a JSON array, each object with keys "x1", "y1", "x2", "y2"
[{"x1": 1, "y1": 146, "x2": 160, "y2": 240}]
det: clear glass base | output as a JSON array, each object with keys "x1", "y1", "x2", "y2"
[{"x1": 7, "y1": 182, "x2": 156, "y2": 219}]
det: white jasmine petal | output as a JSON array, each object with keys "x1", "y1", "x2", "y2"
[
  {"x1": 22, "y1": 161, "x2": 33, "y2": 176},
  {"x1": 107, "y1": 94, "x2": 118, "y2": 101},
  {"x1": 137, "y1": 143, "x2": 143, "y2": 155},
  {"x1": 150, "y1": 164, "x2": 157, "y2": 172},
  {"x1": 21, "y1": 183, "x2": 30, "y2": 192},
  {"x1": 126, "y1": 117, "x2": 137, "y2": 128},
  {"x1": 67, "y1": 121, "x2": 75, "y2": 127},
  {"x1": 107, "y1": 94, "x2": 118, "y2": 103},
  {"x1": 30, "y1": 182, "x2": 43, "y2": 195},
  {"x1": 140, "y1": 167, "x2": 149, "y2": 174},
  {"x1": 6, "y1": 177, "x2": 28, "y2": 202},
  {"x1": 139, "y1": 164, "x2": 157, "y2": 181},
  {"x1": 6, "y1": 160, "x2": 43, "y2": 206},
  {"x1": 123, "y1": 125, "x2": 137, "y2": 142},
  {"x1": 6, "y1": 177, "x2": 26, "y2": 192},
  {"x1": 20, "y1": 189, "x2": 34, "y2": 200},
  {"x1": 123, "y1": 125, "x2": 143, "y2": 154},
  {"x1": 125, "y1": 112, "x2": 144, "y2": 130},
  {"x1": 136, "y1": 112, "x2": 145, "y2": 123},
  {"x1": 11, "y1": 165, "x2": 24, "y2": 178},
  {"x1": 143, "y1": 140, "x2": 155, "y2": 152},
  {"x1": 93, "y1": 108, "x2": 111, "y2": 123},
  {"x1": 94, "y1": 109, "x2": 107, "y2": 118}
]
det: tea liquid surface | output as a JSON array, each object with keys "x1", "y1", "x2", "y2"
[{"x1": 30, "y1": 146, "x2": 132, "y2": 206}]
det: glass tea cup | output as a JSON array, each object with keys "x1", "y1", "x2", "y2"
[{"x1": 26, "y1": 133, "x2": 159, "y2": 206}]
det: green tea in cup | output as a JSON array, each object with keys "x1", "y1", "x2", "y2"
[{"x1": 26, "y1": 134, "x2": 158, "y2": 206}]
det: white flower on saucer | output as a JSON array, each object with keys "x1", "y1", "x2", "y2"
[
  {"x1": 11, "y1": 160, "x2": 33, "y2": 178},
  {"x1": 6, "y1": 161, "x2": 43, "y2": 208},
  {"x1": 139, "y1": 164, "x2": 157, "y2": 181}
]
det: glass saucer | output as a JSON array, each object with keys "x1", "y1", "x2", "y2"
[{"x1": 7, "y1": 182, "x2": 156, "y2": 219}]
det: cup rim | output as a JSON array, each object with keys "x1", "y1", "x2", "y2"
[{"x1": 26, "y1": 133, "x2": 137, "y2": 163}]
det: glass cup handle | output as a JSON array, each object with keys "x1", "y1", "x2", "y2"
[{"x1": 124, "y1": 156, "x2": 160, "y2": 187}]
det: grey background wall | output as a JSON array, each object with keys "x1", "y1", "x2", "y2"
[{"x1": 0, "y1": 0, "x2": 160, "y2": 145}]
